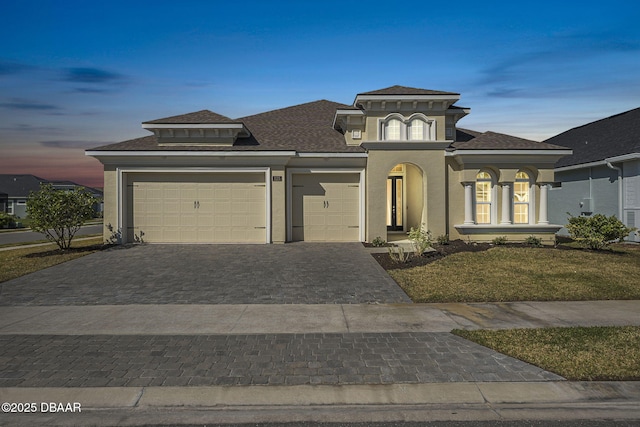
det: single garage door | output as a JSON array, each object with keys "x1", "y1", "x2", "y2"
[
  {"x1": 291, "y1": 173, "x2": 360, "y2": 242},
  {"x1": 129, "y1": 173, "x2": 266, "y2": 243}
]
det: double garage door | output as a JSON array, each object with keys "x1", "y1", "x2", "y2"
[
  {"x1": 291, "y1": 173, "x2": 360, "y2": 242},
  {"x1": 129, "y1": 173, "x2": 266, "y2": 243}
]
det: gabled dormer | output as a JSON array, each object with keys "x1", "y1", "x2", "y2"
[
  {"x1": 142, "y1": 110, "x2": 251, "y2": 146},
  {"x1": 334, "y1": 85, "x2": 470, "y2": 147}
]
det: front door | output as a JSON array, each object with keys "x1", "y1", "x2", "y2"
[{"x1": 386, "y1": 176, "x2": 403, "y2": 231}]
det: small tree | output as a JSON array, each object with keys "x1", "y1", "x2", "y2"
[
  {"x1": 408, "y1": 223, "x2": 433, "y2": 256},
  {"x1": 566, "y1": 213, "x2": 635, "y2": 250},
  {"x1": 27, "y1": 184, "x2": 96, "y2": 250}
]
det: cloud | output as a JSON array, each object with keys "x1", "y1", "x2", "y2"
[
  {"x1": 0, "y1": 123, "x2": 62, "y2": 133},
  {"x1": 0, "y1": 98, "x2": 61, "y2": 111},
  {"x1": 39, "y1": 140, "x2": 113, "y2": 149},
  {"x1": 0, "y1": 60, "x2": 34, "y2": 76},
  {"x1": 62, "y1": 67, "x2": 125, "y2": 84}
]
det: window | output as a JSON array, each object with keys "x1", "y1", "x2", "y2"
[
  {"x1": 7, "y1": 201, "x2": 14, "y2": 215},
  {"x1": 408, "y1": 119, "x2": 427, "y2": 141},
  {"x1": 381, "y1": 114, "x2": 435, "y2": 141},
  {"x1": 514, "y1": 171, "x2": 530, "y2": 224},
  {"x1": 17, "y1": 199, "x2": 26, "y2": 205},
  {"x1": 475, "y1": 172, "x2": 492, "y2": 224},
  {"x1": 384, "y1": 119, "x2": 401, "y2": 140}
]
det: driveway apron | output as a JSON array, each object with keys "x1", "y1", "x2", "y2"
[{"x1": 0, "y1": 243, "x2": 411, "y2": 305}]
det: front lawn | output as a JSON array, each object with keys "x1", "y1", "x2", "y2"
[
  {"x1": 388, "y1": 243, "x2": 640, "y2": 303},
  {"x1": 0, "y1": 237, "x2": 104, "y2": 283},
  {"x1": 454, "y1": 326, "x2": 640, "y2": 381}
]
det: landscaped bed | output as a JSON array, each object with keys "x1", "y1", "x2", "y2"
[
  {"x1": 0, "y1": 237, "x2": 104, "y2": 283},
  {"x1": 376, "y1": 240, "x2": 640, "y2": 303},
  {"x1": 454, "y1": 326, "x2": 640, "y2": 381}
]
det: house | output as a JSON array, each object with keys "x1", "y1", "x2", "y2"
[
  {"x1": 0, "y1": 174, "x2": 104, "y2": 219},
  {"x1": 86, "y1": 85, "x2": 571, "y2": 245},
  {"x1": 0, "y1": 174, "x2": 49, "y2": 218},
  {"x1": 546, "y1": 107, "x2": 640, "y2": 242}
]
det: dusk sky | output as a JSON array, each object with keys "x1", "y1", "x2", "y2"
[{"x1": 1, "y1": 0, "x2": 639, "y2": 188}]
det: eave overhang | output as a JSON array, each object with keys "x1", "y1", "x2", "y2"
[{"x1": 446, "y1": 149, "x2": 573, "y2": 167}]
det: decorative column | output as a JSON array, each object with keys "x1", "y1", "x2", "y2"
[
  {"x1": 500, "y1": 182, "x2": 512, "y2": 224},
  {"x1": 463, "y1": 182, "x2": 474, "y2": 224},
  {"x1": 538, "y1": 183, "x2": 549, "y2": 224}
]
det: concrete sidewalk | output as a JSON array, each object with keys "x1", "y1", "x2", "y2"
[{"x1": 1, "y1": 300, "x2": 639, "y2": 334}]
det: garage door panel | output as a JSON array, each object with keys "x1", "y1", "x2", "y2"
[
  {"x1": 291, "y1": 173, "x2": 360, "y2": 242},
  {"x1": 129, "y1": 173, "x2": 266, "y2": 243}
]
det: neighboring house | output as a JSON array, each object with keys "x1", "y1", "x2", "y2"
[
  {"x1": 546, "y1": 108, "x2": 640, "y2": 242},
  {"x1": 87, "y1": 85, "x2": 571, "y2": 245},
  {"x1": 0, "y1": 174, "x2": 104, "y2": 219},
  {"x1": 0, "y1": 174, "x2": 49, "y2": 218}
]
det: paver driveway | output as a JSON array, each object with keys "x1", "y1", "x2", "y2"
[{"x1": 0, "y1": 243, "x2": 411, "y2": 305}]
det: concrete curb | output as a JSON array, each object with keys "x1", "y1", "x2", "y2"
[{"x1": 2, "y1": 382, "x2": 640, "y2": 426}]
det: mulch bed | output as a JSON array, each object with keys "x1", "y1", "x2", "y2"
[{"x1": 369, "y1": 239, "x2": 582, "y2": 270}]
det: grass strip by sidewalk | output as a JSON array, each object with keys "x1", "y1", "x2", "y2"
[
  {"x1": 0, "y1": 237, "x2": 104, "y2": 283},
  {"x1": 390, "y1": 244, "x2": 640, "y2": 302},
  {"x1": 454, "y1": 326, "x2": 640, "y2": 381}
]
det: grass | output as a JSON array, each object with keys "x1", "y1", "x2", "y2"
[
  {"x1": 453, "y1": 326, "x2": 640, "y2": 381},
  {"x1": 0, "y1": 237, "x2": 104, "y2": 283},
  {"x1": 390, "y1": 244, "x2": 640, "y2": 302}
]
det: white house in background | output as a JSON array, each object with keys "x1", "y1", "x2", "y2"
[{"x1": 546, "y1": 107, "x2": 640, "y2": 242}]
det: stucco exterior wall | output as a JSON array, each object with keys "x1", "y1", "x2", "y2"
[
  {"x1": 102, "y1": 167, "x2": 118, "y2": 242},
  {"x1": 365, "y1": 149, "x2": 446, "y2": 242}
]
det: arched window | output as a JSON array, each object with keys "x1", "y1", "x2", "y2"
[
  {"x1": 384, "y1": 118, "x2": 402, "y2": 140},
  {"x1": 408, "y1": 119, "x2": 427, "y2": 140},
  {"x1": 514, "y1": 171, "x2": 530, "y2": 224},
  {"x1": 475, "y1": 171, "x2": 493, "y2": 224}
]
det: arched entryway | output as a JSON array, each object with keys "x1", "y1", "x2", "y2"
[{"x1": 386, "y1": 163, "x2": 425, "y2": 240}]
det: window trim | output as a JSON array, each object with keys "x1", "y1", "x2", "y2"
[
  {"x1": 379, "y1": 113, "x2": 436, "y2": 141},
  {"x1": 513, "y1": 170, "x2": 533, "y2": 225},
  {"x1": 475, "y1": 170, "x2": 497, "y2": 225}
]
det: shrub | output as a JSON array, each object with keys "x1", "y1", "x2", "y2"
[
  {"x1": 566, "y1": 213, "x2": 635, "y2": 250},
  {"x1": 0, "y1": 212, "x2": 15, "y2": 228},
  {"x1": 524, "y1": 235, "x2": 542, "y2": 247},
  {"x1": 436, "y1": 234, "x2": 450, "y2": 245},
  {"x1": 492, "y1": 236, "x2": 508, "y2": 245},
  {"x1": 388, "y1": 246, "x2": 412, "y2": 263},
  {"x1": 27, "y1": 184, "x2": 96, "y2": 250},
  {"x1": 372, "y1": 236, "x2": 387, "y2": 247},
  {"x1": 408, "y1": 223, "x2": 432, "y2": 255}
]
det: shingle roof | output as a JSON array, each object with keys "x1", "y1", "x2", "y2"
[
  {"x1": 358, "y1": 85, "x2": 459, "y2": 96},
  {"x1": 91, "y1": 100, "x2": 366, "y2": 153},
  {"x1": 144, "y1": 110, "x2": 236, "y2": 124},
  {"x1": 452, "y1": 131, "x2": 568, "y2": 150},
  {"x1": 546, "y1": 108, "x2": 640, "y2": 168},
  {"x1": 0, "y1": 174, "x2": 48, "y2": 197}
]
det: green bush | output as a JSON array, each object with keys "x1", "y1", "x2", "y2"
[
  {"x1": 492, "y1": 236, "x2": 508, "y2": 245},
  {"x1": 524, "y1": 235, "x2": 542, "y2": 247},
  {"x1": 566, "y1": 213, "x2": 635, "y2": 250},
  {"x1": 408, "y1": 223, "x2": 432, "y2": 255},
  {"x1": 0, "y1": 212, "x2": 15, "y2": 228},
  {"x1": 27, "y1": 184, "x2": 96, "y2": 250},
  {"x1": 372, "y1": 236, "x2": 387, "y2": 247},
  {"x1": 436, "y1": 234, "x2": 450, "y2": 245}
]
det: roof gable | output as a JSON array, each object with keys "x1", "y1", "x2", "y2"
[
  {"x1": 143, "y1": 110, "x2": 235, "y2": 124},
  {"x1": 546, "y1": 107, "x2": 640, "y2": 168},
  {"x1": 358, "y1": 85, "x2": 459, "y2": 96}
]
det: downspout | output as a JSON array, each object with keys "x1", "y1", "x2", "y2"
[{"x1": 606, "y1": 161, "x2": 623, "y2": 220}]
